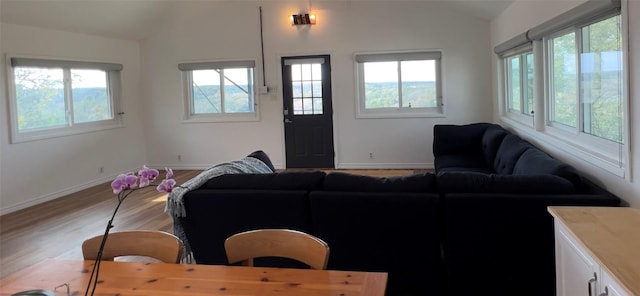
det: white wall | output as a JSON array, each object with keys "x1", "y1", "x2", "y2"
[
  {"x1": 141, "y1": 1, "x2": 493, "y2": 170},
  {"x1": 0, "y1": 1, "x2": 494, "y2": 214},
  {"x1": 490, "y1": 0, "x2": 640, "y2": 208},
  {"x1": 0, "y1": 24, "x2": 145, "y2": 214}
]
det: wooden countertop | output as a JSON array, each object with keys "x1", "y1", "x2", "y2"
[{"x1": 548, "y1": 206, "x2": 640, "y2": 296}]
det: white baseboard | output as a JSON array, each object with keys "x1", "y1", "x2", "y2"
[
  {"x1": 0, "y1": 175, "x2": 115, "y2": 216},
  {"x1": 335, "y1": 162, "x2": 434, "y2": 170}
]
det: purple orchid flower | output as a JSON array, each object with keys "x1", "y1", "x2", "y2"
[
  {"x1": 111, "y1": 166, "x2": 175, "y2": 195},
  {"x1": 111, "y1": 173, "x2": 138, "y2": 194},
  {"x1": 138, "y1": 166, "x2": 159, "y2": 188},
  {"x1": 157, "y1": 178, "x2": 176, "y2": 193}
]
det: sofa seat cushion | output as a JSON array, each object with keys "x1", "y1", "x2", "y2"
[
  {"x1": 437, "y1": 171, "x2": 575, "y2": 194},
  {"x1": 323, "y1": 172, "x2": 437, "y2": 193},
  {"x1": 513, "y1": 148, "x2": 582, "y2": 187},
  {"x1": 434, "y1": 154, "x2": 492, "y2": 173},
  {"x1": 204, "y1": 171, "x2": 326, "y2": 190},
  {"x1": 493, "y1": 134, "x2": 533, "y2": 174}
]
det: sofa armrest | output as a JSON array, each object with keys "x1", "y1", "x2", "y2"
[{"x1": 442, "y1": 193, "x2": 620, "y2": 296}]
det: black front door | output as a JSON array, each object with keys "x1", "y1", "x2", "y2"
[{"x1": 281, "y1": 55, "x2": 334, "y2": 168}]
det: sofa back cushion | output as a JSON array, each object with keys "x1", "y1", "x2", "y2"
[
  {"x1": 493, "y1": 134, "x2": 532, "y2": 174},
  {"x1": 182, "y1": 190, "x2": 312, "y2": 265},
  {"x1": 513, "y1": 148, "x2": 582, "y2": 186},
  {"x1": 481, "y1": 126, "x2": 509, "y2": 168},
  {"x1": 204, "y1": 171, "x2": 326, "y2": 190},
  {"x1": 433, "y1": 123, "x2": 493, "y2": 156},
  {"x1": 437, "y1": 171, "x2": 575, "y2": 194},
  {"x1": 309, "y1": 191, "x2": 444, "y2": 295},
  {"x1": 323, "y1": 172, "x2": 437, "y2": 193}
]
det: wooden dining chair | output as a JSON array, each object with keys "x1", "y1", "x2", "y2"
[
  {"x1": 224, "y1": 229, "x2": 330, "y2": 270},
  {"x1": 82, "y1": 230, "x2": 183, "y2": 263}
]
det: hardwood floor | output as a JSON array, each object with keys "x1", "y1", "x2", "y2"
[
  {"x1": 0, "y1": 168, "x2": 426, "y2": 279},
  {"x1": 0, "y1": 170, "x2": 201, "y2": 279}
]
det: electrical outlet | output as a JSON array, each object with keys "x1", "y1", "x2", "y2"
[
  {"x1": 178, "y1": 154, "x2": 182, "y2": 161},
  {"x1": 369, "y1": 152, "x2": 374, "y2": 159},
  {"x1": 99, "y1": 167, "x2": 104, "y2": 174}
]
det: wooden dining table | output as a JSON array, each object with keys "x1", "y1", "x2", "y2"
[{"x1": 0, "y1": 259, "x2": 387, "y2": 295}]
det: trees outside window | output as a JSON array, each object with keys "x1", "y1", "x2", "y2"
[
  {"x1": 179, "y1": 60, "x2": 257, "y2": 122},
  {"x1": 504, "y1": 50, "x2": 533, "y2": 117},
  {"x1": 355, "y1": 51, "x2": 443, "y2": 118},
  {"x1": 548, "y1": 15, "x2": 622, "y2": 143},
  {"x1": 8, "y1": 57, "x2": 122, "y2": 143}
]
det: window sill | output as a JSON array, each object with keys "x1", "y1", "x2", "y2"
[
  {"x1": 501, "y1": 118, "x2": 627, "y2": 179},
  {"x1": 182, "y1": 113, "x2": 260, "y2": 123},
  {"x1": 10, "y1": 121, "x2": 124, "y2": 144},
  {"x1": 356, "y1": 109, "x2": 445, "y2": 119}
]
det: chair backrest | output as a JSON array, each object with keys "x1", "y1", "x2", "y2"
[
  {"x1": 82, "y1": 230, "x2": 183, "y2": 263},
  {"x1": 224, "y1": 229, "x2": 330, "y2": 270}
]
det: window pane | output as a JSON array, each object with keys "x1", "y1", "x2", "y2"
[
  {"x1": 192, "y1": 70, "x2": 221, "y2": 114},
  {"x1": 524, "y1": 53, "x2": 534, "y2": 115},
  {"x1": 14, "y1": 67, "x2": 66, "y2": 131},
  {"x1": 303, "y1": 98, "x2": 313, "y2": 113},
  {"x1": 291, "y1": 64, "x2": 302, "y2": 80},
  {"x1": 363, "y1": 61, "x2": 399, "y2": 109},
  {"x1": 301, "y1": 64, "x2": 313, "y2": 81},
  {"x1": 508, "y1": 56, "x2": 522, "y2": 112},
  {"x1": 71, "y1": 69, "x2": 111, "y2": 123},
  {"x1": 313, "y1": 97, "x2": 323, "y2": 114},
  {"x1": 312, "y1": 64, "x2": 321, "y2": 80},
  {"x1": 223, "y1": 68, "x2": 253, "y2": 113},
  {"x1": 581, "y1": 16, "x2": 622, "y2": 142},
  {"x1": 290, "y1": 63, "x2": 322, "y2": 115},
  {"x1": 293, "y1": 98, "x2": 303, "y2": 114},
  {"x1": 292, "y1": 81, "x2": 303, "y2": 97},
  {"x1": 551, "y1": 32, "x2": 577, "y2": 127},
  {"x1": 401, "y1": 60, "x2": 437, "y2": 108},
  {"x1": 302, "y1": 82, "x2": 313, "y2": 97},
  {"x1": 312, "y1": 81, "x2": 322, "y2": 97}
]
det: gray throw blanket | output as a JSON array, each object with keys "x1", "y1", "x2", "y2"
[{"x1": 165, "y1": 156, "x2": 273, "y2": 262}]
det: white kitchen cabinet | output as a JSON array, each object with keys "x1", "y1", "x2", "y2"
[
  {"x1": 549, "y1": 207, "x2": 640, "y2": 296},
  {"x1": 554, "y1": 223, "x2": 600, "y2": 296},
  {"x1": 601, "y1": 269, "x2": 631, "y2": 296}
]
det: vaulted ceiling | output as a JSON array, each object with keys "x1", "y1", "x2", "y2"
[{"x1": 1, "y1": 0, "x2": 513, "y2": 41}]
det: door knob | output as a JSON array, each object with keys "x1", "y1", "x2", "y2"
[{"x1": 284, "y1": 119, "x2": 293, "y2": 123}]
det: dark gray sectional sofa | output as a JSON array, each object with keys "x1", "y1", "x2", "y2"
[
  {"x1": 178, "y1": 124, "x2": 621, "y2": 296},
  {"x1": 433, "y1": 123, "x2": 620, "y2": 296},
  {"x1": 180, "y1": 170, "x2": 442, "y2": 295}
]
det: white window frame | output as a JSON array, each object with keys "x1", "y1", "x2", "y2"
[
  {"x1": 354, "y1": 50, "x2": 444, "y2": 119},
  {"x1": 6, "y1": 55, "x2": 123, "y2": 143},
  {"x1": 179, "y1": 60, "x2": 259, "y2": 123},
  {"x1": 496, "y1": 0, "x2": 628, "y2": 179},
  {"x1": 501, "y1": 45, "x2": 534, "y2": 125},
  {"x1": 543, "y1": 14, "x2": 627, "y2": 175}
]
